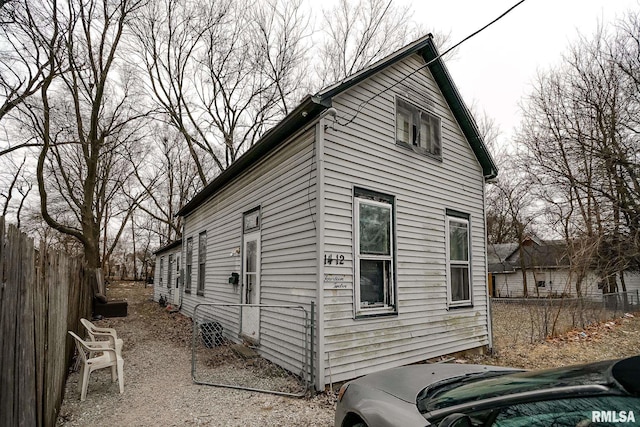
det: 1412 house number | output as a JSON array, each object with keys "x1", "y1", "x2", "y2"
[{"x1": 324, "y1": 254, "x2": 345, "y2": 265}]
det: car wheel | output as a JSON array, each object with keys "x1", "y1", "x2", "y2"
[{"x1": 342, "y1": 412, "x2": 368, "y2": 427}]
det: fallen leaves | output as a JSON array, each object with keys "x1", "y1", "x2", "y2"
[{"x1": 469, "y1": 304, "x2": 640, "y2": 370}]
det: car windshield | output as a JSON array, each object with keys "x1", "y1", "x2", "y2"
[
  {"x1": 417, "y1": 360, "x2": 611, "y2": 413},
  {"x1": 488, "y1": 396, "x2": 638, "y2": 427}
]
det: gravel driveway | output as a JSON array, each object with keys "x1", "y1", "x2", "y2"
[
  {"x1": 57, "y1": 281, "x2": 640, "y2": 426},
  {"x1": 57, "y1": 282, "x2": 335, "y2": 426}
]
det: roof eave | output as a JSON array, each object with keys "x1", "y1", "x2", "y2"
[
  {"x1": 177, "y1": 34, "x2": 498, "y2": 217},
  {"x1": 318, "y1": 35, "x2": 498, "y2": 179},
  {"x1": 177, "y1": 95, "x2": 328, "y2": 217},
  {"x1": 317, "y1": 34, "x2": 437, "y2": 101},
  {"x1": 153, "y1": 238, "x2": 182, "y2": 255},
  {"x1": 421, "y1": 44, "x2": 499, "y2": 180}
]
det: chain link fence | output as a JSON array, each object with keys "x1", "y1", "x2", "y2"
[
  {"x1": 191, "y1": 303, "x2": 314, "y2": 397},
  {"x1": 491, "y1": 291, "x2": 640, "y2": 347}
]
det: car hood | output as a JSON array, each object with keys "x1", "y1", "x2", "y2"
[{"x1": 349, "y1": 363, "x2": 519, "y2": 404}]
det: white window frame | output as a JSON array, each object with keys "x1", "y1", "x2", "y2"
[
  {"x1": 197, "y1": 231, "x2": 206, "y2": 296},
  {"x1": 446, "y1": 214, "x2": 472, "y2": 307},
  {"x1": 185, "y1": 237, "x2": 193, "y2": 293},
  {"x1": 354, "y1": 192, "x2": 396, "y2": 316},
  {"x1": 395, "y1": 96, "x2": 442, "y2": 158}
]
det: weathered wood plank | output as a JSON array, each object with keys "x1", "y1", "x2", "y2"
[
  {"x1": 17, "y1": 227, "x2": 36, "y2": 426},
  {"x1": 1, "y1": 225, "x2": 19, "y2": 427},
  {"x1": 35, "y1": 241, "x2": 47, "y2": 427},
  {"x1": 0, "y1": 218, "x2": 89, "y2": 426},
  {"x1": 46, "y1": 251, "x2": 70, "y2": 427}
]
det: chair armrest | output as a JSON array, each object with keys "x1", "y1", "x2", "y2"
[
  {"x1": 90, "y1": 329, "x2": 118, "y2": 346},
  {"x1": 91, "y1": 330, "x2": 118, "y2": 340},
  {"x1": 85, "y1": 341, "x2": 118, "y2": 357}
]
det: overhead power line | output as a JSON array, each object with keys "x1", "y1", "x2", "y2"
[{"x1": 335, "y1": 0, "x2": 527, "y2": 127}]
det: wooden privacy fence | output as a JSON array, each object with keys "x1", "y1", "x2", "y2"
[{"x1": 0, "y1": 217, "x2": 93, "y2": 427}]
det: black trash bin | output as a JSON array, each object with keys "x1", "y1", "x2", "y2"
[{"x1": 200, "y1": 321, "x2": 224, "y2": 348}]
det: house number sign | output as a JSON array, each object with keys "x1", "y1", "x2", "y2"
[{"x1": 324, "y1": 254, "x2": 345, "y2": 265}]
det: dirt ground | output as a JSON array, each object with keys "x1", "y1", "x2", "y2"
[
  {"x1": 57, "y1": 282, "x2": 335, "y2": 426},
  {"x1": 468, "y1": 298, "x2": 640, "y2": 370},
  {"x1": 57, "y1": 282, "x2": 640, "y2": 426}
]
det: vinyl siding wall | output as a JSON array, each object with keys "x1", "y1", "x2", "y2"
[
  {"x1": 320, "y1": 54, "x2": 490, "y2": 383},
  {"x1": 180, "y1": 129, "x2": 317, "y2": 375},
  {"x1": 153, "y1": 246, "x2": 181, "y2": 304},
  {"x1": 494, "y1": 269, "x2": 640, "y2": 298}
]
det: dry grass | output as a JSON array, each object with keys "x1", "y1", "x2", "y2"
[
  {"x1": 465, "y1": 299, "x2": 640, "y2": 369},
  {"x1": 490, "y1": 299, "x2": 628, "y2": 347}
]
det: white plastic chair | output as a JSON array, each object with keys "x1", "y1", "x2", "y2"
[
  {"x1": 68, "y1": 331, "x2": 124, "y2": 401},
  {"x1": 80, "y1": 318, "x2": 123, "y2": 357}
]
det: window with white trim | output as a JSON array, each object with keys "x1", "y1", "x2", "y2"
[
  {"x1": 185, "y1": 237, "x2": 193, "y2": 293},
  {"x1": 396, "y1": 97, "x2": 441, "y2": 157},
  {"x1": 354, "y1": 188, "x2": 396, "y2": 315},
  {"x1": 197, "y1": 231, "x2": 206, "y2": 296},
  {"x1": 168, "y1": 254, "x2": 173, "y2": 289},
  {"x1": 446, "y1": 212, "x2": 471, "y2": 306},
  {"x1": 159, "y1": 257, "x2": 164, "y2": 288}
]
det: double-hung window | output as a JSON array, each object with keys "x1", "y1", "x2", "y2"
[
  {"x1": 185, "y1": 237, "x2": 193, "y2": 293},
  {"x1": 159, "y1": 257, "x2": 164, "y2": 288},
  {"x1": 197, "y1": 231, "x2": 206, "y2": 296},
  {"x1": 446, "y1": 211, "x2": 471, "y2": 306},
  {"x1": 354, "y1": 188, "x2": 396, "y2": 315},
  {"x1": 396, "y1": 97, "x2": 441, "y2": 158},
  {"x1": 167, "y1": 254, "x2": 173, "y2": 289}
]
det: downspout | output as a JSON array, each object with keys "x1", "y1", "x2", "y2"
[
  {"x1": 315, "y1": 117, "x2": 327, "y2": 391},
  {"x1": 483, "y1": 176, "x2": 494, "y2": 353}
]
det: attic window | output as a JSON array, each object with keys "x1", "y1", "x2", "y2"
[{"x1": 396, "y1": 97, "x2": 441, "y2": 158}]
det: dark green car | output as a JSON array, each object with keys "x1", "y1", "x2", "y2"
[{"x1": 335, "y1": 356, "x2": 640, "y2": 427}]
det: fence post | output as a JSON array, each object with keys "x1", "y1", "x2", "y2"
[{"x1": 310, "y1": 300, "x2": 315, "y2": 392}]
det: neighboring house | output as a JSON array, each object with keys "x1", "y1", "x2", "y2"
[
  {"x1": 153, "y1": 239, "x2": 182, "y2": 306},
  {"x1": 154, "y1": 34, "x2": 499, "y2": 389},
  {"x1": 488, "y1": 238, "x2": 640, "y2": 298}
]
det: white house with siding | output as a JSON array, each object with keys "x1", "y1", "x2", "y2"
[
  {"x1": 153, "y1": 239, "x2": 182, "y2": 306},
  {"x1": 156, "y1": 34, "x2": 498, "y2": 389},
  {"x1": 489, "y1": 240, "x2": 640, "y2": 298}
]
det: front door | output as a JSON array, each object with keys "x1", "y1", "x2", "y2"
[{"x1": 241, "y1": 231, "x2": 260, "y2": 342}]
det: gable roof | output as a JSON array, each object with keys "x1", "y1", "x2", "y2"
[
  {"x1": 508, "y1": 240, "x2": 570, "y2": 269},
  {"x1": 488, "y1": 242, "x2": 519, "y2": 272},
  {"x1": 178, "y1": 34, "x2": 497, "y2": 217},
  {"x1": 490, "y1": 239, "x2": 571, "y2": 272}
]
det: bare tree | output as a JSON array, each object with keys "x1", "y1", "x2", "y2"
[
  {"x1": 0, "y1": 0, "x2": 63, "y2": 137},
  {"x1": 133, "y1": 0, "x2": 309, "y2": 187},
  {"x1": 316, "y1": 0, "x2": 436, "y2": 85},
  {"x1": 0, "y1": 155, "x2": 32, "y2": 227},
  {"x1": 131, "y1": 125, "x2": 200, "y2": 245},
  {"x1": 471, "y1": 104, "x2": 528, "y2": 246},
  {"x1": 517, "y1": 17, "x2": 640, "y2": 295},
  {"x1": 25, "y1": 0, "x2": 147, "y2": 270}
]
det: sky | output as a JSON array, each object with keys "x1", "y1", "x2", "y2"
[{"x1": 401, "y1": 0, "x2": 639, "y2": 147}]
